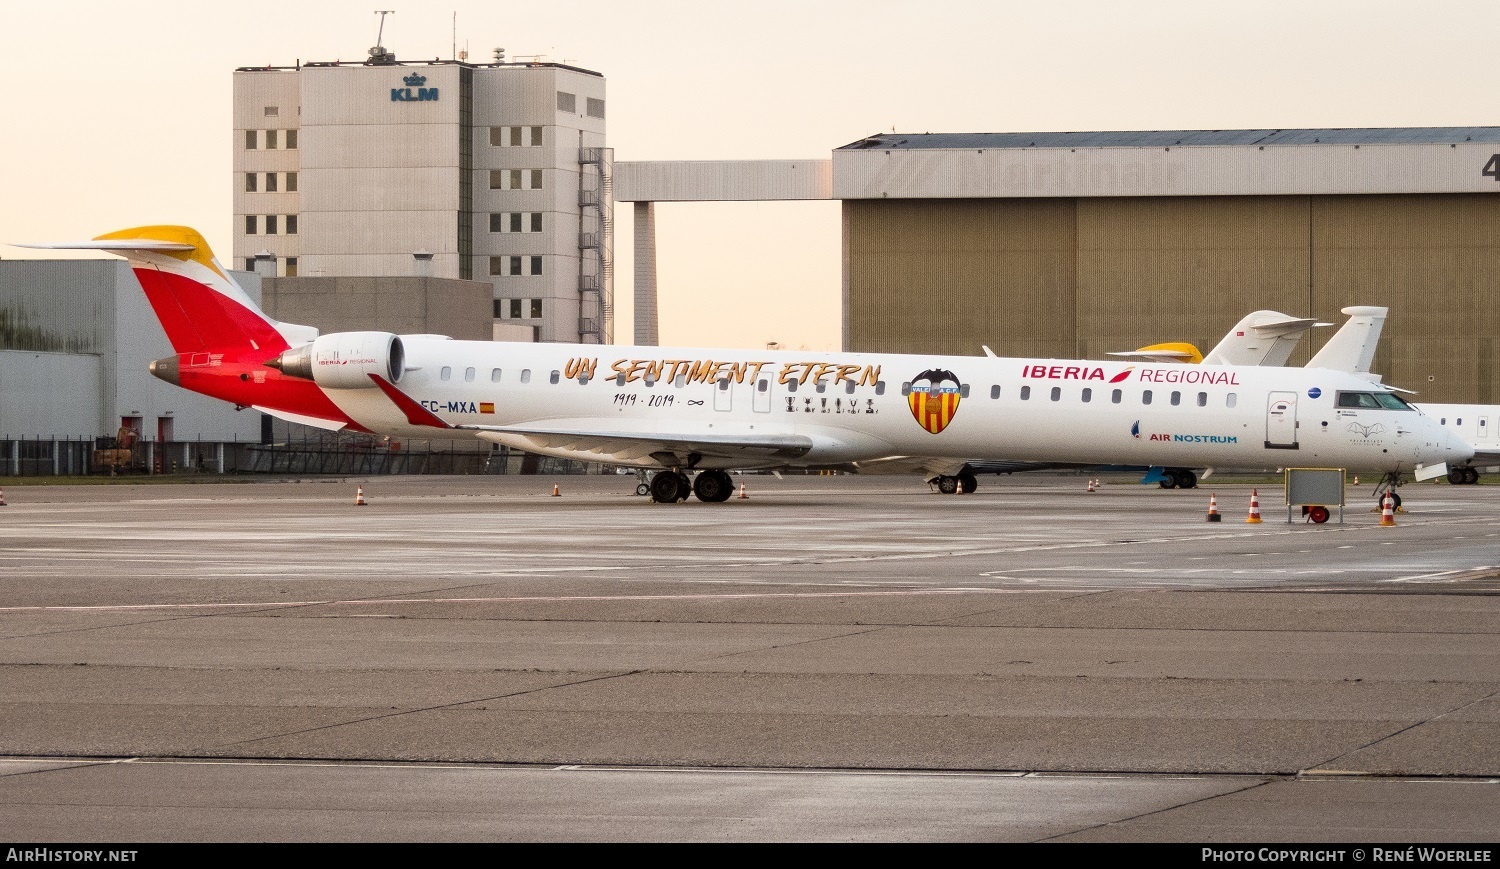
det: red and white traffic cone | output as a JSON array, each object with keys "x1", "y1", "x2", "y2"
[
  {"x1": 1206, "y1": 493, "x2": 1221, "y2": 522},
  {"x1": 0, "y1": 487, "x2": 7, "y2": 507},
  {"x1": 1087, "y1": 478, "x2": 1096, "y2": 492},
  {"x1": 1379, "y1": 492, "x2": 1396, "y2": 527},
  {"x1": 1246, "y1": 489, "x2": 1262, "y2": 524},
  {"x1": 354, "y1": 485, "x2": 367, "y2": 506},
  {"x1": 738, "y1": 483, "x2": 748, "y2": 499}
]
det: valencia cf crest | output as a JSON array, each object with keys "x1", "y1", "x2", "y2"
[{"x1": 908, "y1": 368, "x2": 962, "y2": 434}]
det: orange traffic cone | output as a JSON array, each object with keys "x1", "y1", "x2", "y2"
[
  {"x1": 1379, "y1": 492, "x2": 1396, "y2": 526},
  {"x1": 1206, "y1": 493, "x2": 1221, "y2": 522},
  {"x1": 1246, "y1": 489, "x2": 1262, "y2": 524},
  {"x1": 1353, "y1": 475, "x2": 1359, "y2": 486},
  {"x1": 354, "y1": 485, "x2": 367, "y2": 506},
  {"x1": 738, "y1": 483, "x2": 748, "y2": 499},
  {"x1": 1087, "y1": 478, "x2": 1096, "y2": 492},
  {"x1": 552, "y1": 483, "x2": 561, "y2": 497},
  {"x1": 0, "y1": 487, "x2": 7, "y2": 506}
]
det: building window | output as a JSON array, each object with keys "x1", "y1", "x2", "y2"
[
  {"x1": 530, "y1": 299, "x2": 542, "y2": 318},
  {"x1": 489, "y1": 214, "x2": 503, "y2": 233},
  {"x1": 509, "y1": 299, "x2": 522, "y2": 318},
  {"x1": 529, "y1": 126, "x2": 542, "y2": 145},
  {"x1": 510, "y1": 212, "x2": 522, "y2": 233},
  {"x1": 508, "y1": 126, "x2": 523, "y2": 146},
  {"x1": 586, "y1": 97, "x2": 605, "y2": 119},
  {"x1": 285, "y1": 257, "x2": 298, "y2": 277},
  {"x1": 265, "y1": 215, "x2": 278, "y2": 235},
  {"x1": 509, "y1": 256, "x2": 522, "y2": 276},
  {"x1": 244, "y1": 258, "x2": 255, "y2": 270},
  {"x1": 285, "y1": 215, "x2": 298, "y2": 235},
  {"x1": 488, "y1": 127, "x2": 503, "y2": 146},
  {"x1": 286, "y1": 129, "x2": 297, "y2": 149},
  {"x1": 266, "y1": 129, "x2": 278, "y2": 149},
  {"x1": 529, "y1": 256, "x2": 542, "y2": 276},
  {"x1": 492, "y1": 299, "x2": 504, "y2": 317},
  {"x1": 557, "y1": 91, "x2": 576, "y2": 113},
  {"x1": 488, "y1": 256, "x2": 504, "y2": 276},
  {"x1": 264, "y1": 106, "x2": 279, "y2": 117},
  {"x1": 509, "y1": 169, "x2": 522, "y2": 189},
  {"x1": 529, "y1": 169, "x2": 542, "y2": 189},
  {"x1": 530, "y1": 212, "x2": 542, "y2": 232},
  {"x1": 245, "y1": 130, "x2": 257, "y2": 149},
  {"x1": 286, "y1": 172, "x2": 297, "y2": 192},
  {"x1": 489, "y1": 170, "x2": 503, "y2": 190},
  {"x1": 266, "y1": 173, "x2": 278, "y2": 193},
  {"x1": 245, "y1": 173, "x2": 257, "y2": 192},
  {"x1": 245, "y1": 215, "x2": 257, "y2": 235}
]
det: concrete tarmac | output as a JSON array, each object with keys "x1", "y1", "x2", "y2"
[{"x1": 0, "y1": 473, "x2": 1497, "y2": 842}]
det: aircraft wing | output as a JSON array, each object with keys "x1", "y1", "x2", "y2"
[{"x1": 457, "y1": 420, "x2": 816, "y2": 466}]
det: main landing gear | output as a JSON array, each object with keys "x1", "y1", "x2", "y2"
[
  {"x1": 648, "y1": 469, "x2": 736, "y2": 503},
  {"x1": 1447, "y1": 466, "x2": 1482, "y2": 485},
  {"x1": 932, "y1": 470, "x2": 979, "y2": 494},
  {"x1": 1157, "y1": 468, "x2": 1199, "y2": 490}
]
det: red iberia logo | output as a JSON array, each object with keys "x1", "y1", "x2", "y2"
[{"x1": 908, "y1": 369, "x2": 962, "y2": 434}]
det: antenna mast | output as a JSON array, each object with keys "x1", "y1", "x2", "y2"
[{"x1": 368, "y1": 10, "x2": 397, "y2": 64}]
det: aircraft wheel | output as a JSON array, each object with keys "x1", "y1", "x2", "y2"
[
  {"x1": 936, "y1": 475, "x2": 959, "y2": 494},
  {"x1": 1176, "y1": 469, "x2": 1198, "y2": 490},
  {"x1": 1449, "y1": 468, "x2": 1466, "y2": 485},
  {"x1": 649, "y1": 472, "x2": 684, "y2": 503},
  {"x1": 693, "y1": 470, "x2": 734, "y2": 503},
  {"x1": 635, "y1": 482, "x2": 650, "y2": 496},
  {"x1": 1159, "y1": 477, "x2": 1177, "y2": 490},
  {"x1": 1307, "y1": 505, "x2": 1330, "y2": 524},
  {"x1": 1464, "y1": 467, "x2": 1480, "y2": 485},
  {"x1": 1377, "y1": 491, "x2": 1402, "y2": 510},
  {"x1": 956, "y1": 471, "x2": 978, "y2": 494}
]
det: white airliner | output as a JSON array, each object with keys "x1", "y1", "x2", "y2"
[
  {"x1": 20, "y1": 226, "x2": 1473, "y2": 503},
  {"x1": 1119, "y1": 305, "x2": 1500, "y2": 488}
]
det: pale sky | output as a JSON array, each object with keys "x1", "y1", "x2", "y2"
[{"x1": 2, "y1": 1, "x2": 1495, "y2": 350}]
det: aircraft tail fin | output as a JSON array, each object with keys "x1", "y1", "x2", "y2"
[
  {"x1": 17, "y1": 225, "x2": 317, "y2": 356},
  {"x1": 1201, "y1": 310, "x2": 1326, "y2": 367},
  {"x1": 1306, "y1": 306, "x2": 1388, "y2": 373}
]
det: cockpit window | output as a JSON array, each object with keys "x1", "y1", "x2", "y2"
[{"x1": 1337, "y1": 391, "x2": 1413, "y2": 410}]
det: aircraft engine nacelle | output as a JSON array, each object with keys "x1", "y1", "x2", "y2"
[{"x1": 267, "y1": 332, "x2": 405, "y2": 389}]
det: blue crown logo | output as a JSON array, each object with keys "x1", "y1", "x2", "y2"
[{"x1": 403, "y1": 73, "x2": 427, "y2": 87}]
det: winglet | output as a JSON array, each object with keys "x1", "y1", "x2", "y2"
[{"x1": 368, "y1": 374, "x2": 452, "y2": 429}]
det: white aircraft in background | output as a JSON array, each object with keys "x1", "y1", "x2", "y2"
[
  {"x1": 19, "y1": 226, "x2": 1472, "y2": 503},
  {"x1": 1119, "y1": 304, "x2": 1500, "y2": 490}
]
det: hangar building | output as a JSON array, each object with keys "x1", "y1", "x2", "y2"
[{"x1": 618, "y1": 127, "x2": 1500, "y2": 404}]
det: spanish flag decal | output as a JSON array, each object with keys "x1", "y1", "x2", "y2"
[
  {"x1": 907, "y1": 369, "x2": 962, "y2": 434},
  {"x1": 479, "y1": 402, "x2": 495, "y2": 414}
]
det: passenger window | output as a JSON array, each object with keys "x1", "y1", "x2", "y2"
[
  {"x1": 757, "y1": 379, "x2": 768, "y2": 393},
  {"x1": 491, "y1": 368, "x2": 502, "y2": 383},
  {"x1": 1142, "y1": 390, "x2": 1153, "y2": 405},
  {"x1": 718, "y1": 378, "x2": 730, "y2": 391},
  {"x1": 1020, "y1": 386, "x2": 1031, "y2": 400},
  {"x1": 643, "y1": 374, "x2": 656, "y2": 386},
  {"x1": 1170, "y1": 391, "x2": 1181, "y2": 406},
  {"x1": 844, "y1": 380, "x2": 856, "y2": 394},
  {"x1": 787, "y1": 380, "x2": 798, "y2": 393},
  {"x1": 549, "y1": 370, "x2": 560, "y2": 385},
  {"x1": 615, "y1": 373, "x2": 626, "y2": 386},
  {"x1": 1197, "y1": 392, "x2": 1207, "y2": 407},
  {"x1": 959, "y1": 384, "x2": 971, "y2": 398},
  {"x1": 1081, "y1": 388, "x2": 1092, "y2": 403},
  {"x1": 1050, "y1": 386, "x2": 1061, "y2": 401},
  {"x1": 1111, "y1": 389, "x2": 1122, "y2": 404},
  {"x1": 578, "y1": 374, "x2": 589, "y2": 385},
  {"x1": 815, "y1": 382, "x2": 826, "y2": 393},
  {"x1": 674, "y1": 373, "x2": 686, "y2": 388},
  {"x1": 990, "y1": 385, "x2": 1001, "y2": 399},
  {"x1": 874, "y1": 381, "x2": 885, "y2": 396},
  {"x1": 900, "y1": 382, "x2": 911, "y2": 396},
  {"x1": 1227, "y1": 393, "x2": 1237, "y2": 409},
  {"x1": 440, "y1": 366, "x2": 451, "y2": 381},
  {"x1": 464, "y1": 367, "x2": 476, "y2": 382},
  {"x1": 520, "y1": 369, "x2": 531, "y2": 384}
]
